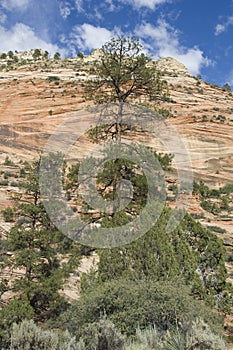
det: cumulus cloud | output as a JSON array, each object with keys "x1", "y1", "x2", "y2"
[
  {"x1": 67, "y1": 23, "x2": 119, "y2": 52},
  {"x1": 135, "y1": 20, "x2": 212, "y2": 75},
  {"x1": 215, "y1": 16, "x2": 233, "y2": 35},
  {"x1": 0, "y1": 23, "x2": 63, "y2": 55},
  {"x1": 121, "y1": 0, "x2": 170, "y2": 10},
  {"x1": 1, "y1": 0, "x2": 30, "y2": 11}
]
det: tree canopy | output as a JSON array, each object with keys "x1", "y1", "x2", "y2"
[{"x1": 85, "y1": 36, "x2": 169, "y2": 104}]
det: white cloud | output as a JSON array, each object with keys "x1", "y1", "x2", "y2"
[
  {"x1": 86, "y1": 7, "x2": 104, "y2": 21},
  {"x1": 135, "y1": 20, "x2": 212, "y2": 75},
  {"x1": 0, "y1": 12, "x2": 7, "y2": 23},
  {"x1": 105, "y1": 0, "x2": 117, "y2": 11},
  {"x1": 215, "y1": 16, "x2": 233, "y2": 35},
  {"x1": 0, "y1": 23, "x2": 63, "y2": 55},
  {"x1": 122, "y1": 0, "x2": 170, "y2": 10},
  {"x1": 68, "y1": 23, "x2": 118, "y2": 52},
  {"x1": 215, "y1": 24, "x2": 226, "y2": 35},
  {"x1": 227, "y1": 70, "x2": 233, "y2": 86},
  {"x1": 1, "y1": 0, "x2": 30, "y2": 11},
  {"x1": 75, "y1": 0, "x2": 83, "y2": 12},
  {"x1": 59, "y1": 1, "x2": 72, "y2": 19}
]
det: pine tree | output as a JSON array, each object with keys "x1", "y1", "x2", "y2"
[
  {"x1": 86, "y1": 36, "x2": 168, "y2": 105},
  {"x1": 85, "y1": 36, "x2": 169, "y2": 143},
  {"x1": 0, "y1": 157, "x2": 81, "y2": 342}
]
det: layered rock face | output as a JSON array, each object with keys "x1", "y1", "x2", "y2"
[
  {"x1": 0, "y1": 55, "x2": 233, "y2": 187},
  {"x1": 156, "y1": 57, "x2": 233, "y2": 187},
  {"x1": 0, "y1": 55, "x2": 233, "y2": 199}
]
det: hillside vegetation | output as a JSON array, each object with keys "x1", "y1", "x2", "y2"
[{"x1": 0, "y1": 38, "x2": 233, "y2": 349}]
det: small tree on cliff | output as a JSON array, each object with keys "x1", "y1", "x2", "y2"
[{"x1": 32, "y1": 48, "x2": 41, "y2": 60}]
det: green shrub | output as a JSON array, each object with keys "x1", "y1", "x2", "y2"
[
  {"x1": 209, "y1": 189, "x2": 221, "y2": 198},
  {"x1": 58, "y1": 278, "x2": 224, "y2": 338},
  {"x1": 220, "y1": 184, "x2": 233, "y2": 194},
  {"x1": 208, "y1": 226, "x2": 226, "y2": 234},
  {"x1": 10, "y1": 181, "x2": 20, "y2": 187},
  {"x1": 19, "y1": 168, "x2": 26, "y2": 178},
  {"x1": 4, "y1": 156, "x2": 15, "y2": 166},
  {"x1": 125, "y1": 344, "x2": 146, "y2": 350},
  {"x1": 126, "y1": 319, "x2": 225, "y2": 350},
  {"x1": 201, "y1": 199, "x2": 219, "y2": 214},
  {"x1": 10, "y1": 320, "x2": 59, "y2": 350},
  {"x1": 186, "y1": 318, "x2": 225, "y2": 349},
  {"x1": 4, "y1": 171, "x2": 14, "y2": 179},
  {"x1": 53, "y1": 52, "x2": 61, "y2": 60},
  {"x1": 222, "y1": 83, "x2": 232, "y2": 92},
  {"x1": 193, "y1": 180, "x2": 210, "y2": 197},
  {"x1": 134, "y1": 326, "x2": 161, "y2": 349},
  {"x1": 0, "y1": 298, "x2": 34, "y2": 349},
  {"x1": 156, "y1": 107, "x2": 174, "y2": 118},
  {"x1": 10, "y1": 319, "x2": 80, "y2": 350},
  {"x1": 165, "y1": 331, "x2": 185, "y2": 350},
  {"x1": 191, "y1": 213, "x2": 205, "y2": 219},
  {"x1": 226, "y1": 254, "x2": 233, "y2": 262},
  {"x1": 216, "y1": 115, "x2": 226, "y2": 123},
  {"x1": 168, "y1": 184, "x2": 178, "y2": 195},
  {"x1": 78, "y1": 318, "x2": 125, "y2": 350},
  {"x1": 2, "y1": 207, "x2": 14, "y2": 222},
  {"x1": 47, "y1": 76, "x2": 60, "y2": 82},
  {"x1": 77, "y1": 51, "x2": 84, "y2": 59},
  {"x1": 0, "y1": 179, "x2": 8, "y2": 186},
  {"x1": 7, "y1": 51, "x2": 14, "y2": 59}
]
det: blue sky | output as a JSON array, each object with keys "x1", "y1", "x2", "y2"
[{"x1": 0, "y1": 0, "x2": 232, "y2": 87}]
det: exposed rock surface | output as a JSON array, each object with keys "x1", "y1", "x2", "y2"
[
  {"x1": 1, "y1": 55, "x2": 232, "y2": 186},
  {"x1": 154, "y1": 56, "x2": 192, "y2": 77}
]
